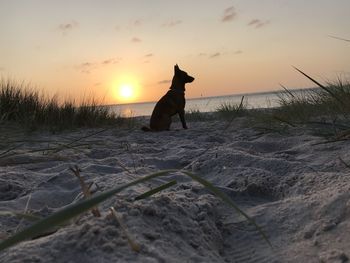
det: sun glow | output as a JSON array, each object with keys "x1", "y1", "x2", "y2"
[
  {"x1": 119, "y1": 84, "x2": 133, "y2": 99},
  {"x1": 112, "y1": 75, "x2": 140, "y2": 103}
]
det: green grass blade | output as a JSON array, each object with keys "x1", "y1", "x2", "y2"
[
  {"x1": 0, "y1": 169, "x2": 177, "y2": 251},
  {"x1": 0, "y1": 169, "x2": 271, "y2": 251},
  {"x1": 292, "y1": 66, "x2": 327, "y2": 89},
  {"x1": 0, "y1": 211, "x2": 41, "y2": 222},
  {"x1": 134, "y1": 180, "x2": 177, "y2": 200},
  {"x1": 181, "y1": 171, "x2": 272, "y2": 247}
]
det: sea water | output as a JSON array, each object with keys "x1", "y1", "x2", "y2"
[{"x1": 108, "y1": 89, "x2": 308, "y2": 117}]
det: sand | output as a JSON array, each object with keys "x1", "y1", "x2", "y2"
[{"x1": 1, "y1": 117, "x2": 350, "y2": 263}]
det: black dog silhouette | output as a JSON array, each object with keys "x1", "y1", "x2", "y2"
[{"x1": 142, "y1": 65, "x2": 194, "y2": 131}]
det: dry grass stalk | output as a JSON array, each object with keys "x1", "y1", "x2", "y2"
[
  {"x1": 109, "y1": 207, "x2": 141, "y2": 252},
  {"x1": 15, "y1": 194, "x2": 32, "y2": 233},
  {"x1": 70, "y1": 165, "x2": 101, "y2": 217}
]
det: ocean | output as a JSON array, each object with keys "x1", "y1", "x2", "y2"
[{"x1": 108, "y1": 89, "x2": 306, "y2": 117}]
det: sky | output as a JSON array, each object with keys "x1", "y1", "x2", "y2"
[{"x1": 1, "y1": 0, "x2": 349, "y2": 104}]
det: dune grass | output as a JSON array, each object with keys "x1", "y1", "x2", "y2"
[
  {"x1": 185, "y1": 108, "x2": 204, "y2": 121},
  {"x1": 215, "y1": 96, "x2": 247, "y2": 118},
  {"x1": 0, "y1": 80, "x2": 118, "y2": 131},
  {"x1": 185, "y1": 108, "x2": 214, "y2": 121},
  {"x1": 243, "y1": 67, "x2": 350, "y2": 139},
  {"x1": 274, "y1": 68, "x2": 350, "y2": 126}
]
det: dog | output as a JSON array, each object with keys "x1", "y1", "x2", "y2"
[{"x1": 142, "y1": 64, "x2": 194, "y2": 131}]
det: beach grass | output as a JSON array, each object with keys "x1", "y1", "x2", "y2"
[
  {"x1": 237, "y1": 68, "x2": 350, "y2": 139},
  {"x1": 274, "y1": 69, "x2": 350, "y2": 126},
  {"x1": 185, "y1": 108, "x2": 214, "y2": 121},
  {"x1": 0, "y1": 80, "x2": 118, "y2": 131},
  {"x1": 215, "y1": 96, "x2": 247, "y2": 118}
]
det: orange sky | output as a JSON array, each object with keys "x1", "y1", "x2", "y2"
[{"x1": 1, "y1": 0, "x2": 349, "y2": 104}]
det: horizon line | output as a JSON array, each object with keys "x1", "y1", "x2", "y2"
[{"x1": 108, "y1": 86, "x2": 316, "y2": 106}]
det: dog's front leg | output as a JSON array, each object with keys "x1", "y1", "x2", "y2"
[{"x1": 178, "y1": 110, "x2": 188, "y2": 129}]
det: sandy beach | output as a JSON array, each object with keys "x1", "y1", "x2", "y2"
[{"x1": 1, "y1": 116, "x2": 350, "y2": 263}]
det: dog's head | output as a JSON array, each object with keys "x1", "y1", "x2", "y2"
[{"x1": 174, "y1": 64, "x2": 195, "y2": 84}]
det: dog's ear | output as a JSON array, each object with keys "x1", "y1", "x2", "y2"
[{"x1": 174, "y1": 64, "x2": 179, "y2": 73}]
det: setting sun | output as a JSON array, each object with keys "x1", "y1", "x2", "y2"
[
  {"x1": 112, "y1": 75, "x2": 140, "y2": 103},
  {"x1": 119, "y1": 84, "x2": 133, "y2": 99}
]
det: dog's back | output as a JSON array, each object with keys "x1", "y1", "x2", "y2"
[{"x1": 142, "y1": 65, "x2": 194, "y2": 131}]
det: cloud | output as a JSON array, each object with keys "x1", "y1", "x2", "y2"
[
  {"x1": 209, "y1": 52, "x2": 221, "y2": 58},
  {"x1": 199, "y1": 50, "x2": 241, "y2": 58},
  {"x1": 247, "y1": 19, "x2": 270, "y2": 29},
  {"x1": 115, "y1": 19, "x2": 144, "y2": 32},
  {"x1": 197, "y1": 52, "x2": 220, "y2": 58},
  {"x1": 162, "y1": 20, "x2": 182, "y2": 27},
  {"x1": 57, "y1": 21, "x2": 78, "y2": 35},
  {"x1": 158, "y1": 80, "x2": 171, "y2": 85},
  {"x1": 131, "y1": 37, "x2": 142, "y2": 43},
  {"x1": 133, "y1": 19, "x2": 143, "y2": 26},
  {"x1": 76, "y1": 57, "x2": 121, "y2": 74},
  {"x1": 101, "y1": 58, "x2": 119, "y2": 65},
  {"x1": 142, "y1": 53, "x2": 154, "y2": 63},
  {"x1": 222, "y1": 6, "x2": 237, "y2": 22},
  {"x1": 77, "y1": 62, "x2": 96, "y2": 74},
  {"x1": 328, "y1": 35, "x2": 350, "y2": 42}
]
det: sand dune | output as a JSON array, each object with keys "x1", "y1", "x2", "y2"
[{"x1": 1, "y1": 117, "x2": 350, "y2": 262}]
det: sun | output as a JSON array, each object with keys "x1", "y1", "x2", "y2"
[
  {"x1": 119, "y1": 84, "x2": 133, "y2": 99},
  {"x1": 111, "y1": 74, "x2": 140, "y2": 103},
  {"x1": 115, "y1": 83, "x2": 138, "y2": 103}
]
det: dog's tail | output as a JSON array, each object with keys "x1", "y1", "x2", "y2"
[{"x1": 141, "y1": 126, "x2": 151, "y2": 132}]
